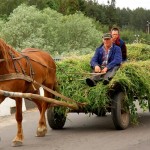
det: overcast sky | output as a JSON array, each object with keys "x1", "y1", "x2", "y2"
[{"x1": 98, "y1": 0, "x2": 150, "y2": 10}]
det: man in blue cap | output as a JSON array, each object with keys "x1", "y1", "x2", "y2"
[{"x1": 86, "y1": 33, "x2": 122, "y2": 86}]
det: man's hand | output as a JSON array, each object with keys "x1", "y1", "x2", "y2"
[
  {"x1": 102, "y1": 67, "x2": 108, "y2": 73},
  {"x1": 94, "y1": 65, "x2": 101, "y2": 73}
]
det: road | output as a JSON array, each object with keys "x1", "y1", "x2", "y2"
[{"x1": 0, "y1": 108, "x2": 150, "y2": 150}]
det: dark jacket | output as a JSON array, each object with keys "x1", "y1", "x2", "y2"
[
  {"x1": 90, "y1": 44, "x2": 122, "y2": 70},
  {"x1": 114, "y1": 38, "x2": 127, "y2": 62}
]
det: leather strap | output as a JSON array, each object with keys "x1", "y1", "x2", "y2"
[{"x1": 0, "y1": 73, "x2": 32, "y2": 82}]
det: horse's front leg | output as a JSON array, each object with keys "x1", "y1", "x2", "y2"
[
  {"x1": 12, "y1": 98, "x2": 24, "y2": 147},
  {"x1": 36, "y1": 101, "x2": 48, "y2": 137}
]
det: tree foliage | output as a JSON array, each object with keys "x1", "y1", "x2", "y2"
[
  {"x1": 0, "y1": 0, "x2": 150, "y2": 32},
  {"x1": 0, "y1": 0, "x2": 149, "y2": 49},
  {"x1": 0, "y1": 4, "x2": 101, "y2": 56}
]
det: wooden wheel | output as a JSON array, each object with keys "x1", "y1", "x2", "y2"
[
  {"x1": 47, "y1": 107, "x2": 66, "y2": 129},
  {"x1": 111, "y1": 92, "x2": 130, "y2": 130}
]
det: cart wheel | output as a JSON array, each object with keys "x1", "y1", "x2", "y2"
[
  {"x1": 94, "y1": 108, "x2": 106, "y2": 116},
  {"x1": 47, "y1": 107, "x2": 66, "y2": 129},
  {"x1": 111, "y1": 91, "x2": 130, "y2": 130}
]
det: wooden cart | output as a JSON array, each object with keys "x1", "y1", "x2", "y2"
[{"x1": 46, "y1": 89, "x2": 130, "y2": 130}]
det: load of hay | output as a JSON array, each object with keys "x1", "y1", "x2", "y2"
[{"x1": 56, "y1": 44, "x2": 150, "y2": 122}]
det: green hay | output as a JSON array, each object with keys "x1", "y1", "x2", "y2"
[
  {"x1": 110, "y1": 61, "x2": 150, "y2": 106},
  {"x1": 109, "y1": 61, "x2": 150, "y2": 123},
  {"x1": 56, "y1": 44, "x2": 150, "y2": 123},
  {"x1": 127, "y1": 43, "x2": 150, "y2": 61},
  {"x1": 56, "y1": 56, "x2": 109, "y2": 113}
]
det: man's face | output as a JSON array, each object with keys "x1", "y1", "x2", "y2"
[
  {"x1": 103, "y1": 38, "x2": 112, "y2": 48},
  {"x1": 111, "y1": 30, "x2": 119, "y2": 42}
]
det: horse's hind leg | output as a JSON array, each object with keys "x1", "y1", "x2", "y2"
[
  {"x1": 32, "y1": 89, "x2": 48, "y2": 137},
  {"x1": 36, "y1": 100, "x2": 48, "y2": 137},
  {"x1": 35, "y1": 81, "x2": 56, "y2": 137},
  {"x1": 12, "y1": 98, "x2": 23, "y2": 147}
]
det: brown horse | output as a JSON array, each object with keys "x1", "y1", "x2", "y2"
[{"x1": 0, "y1": 38, "x2": 57, "y2": 146}]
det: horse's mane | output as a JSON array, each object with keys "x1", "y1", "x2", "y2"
[{"x1": 0, "y1": 38, "x2": 20, "y2": 68}]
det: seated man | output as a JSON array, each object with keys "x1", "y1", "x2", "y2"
[
  {"x1": 111, "y1": 27, "x2": 127, "y2": 62},
  {"x1": 86, "y1": 33, "x2": 122, "y2": 87}
]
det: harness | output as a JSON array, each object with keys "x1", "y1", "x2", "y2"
[
  {"x1": 0, "y1": 49, "x2": 56, "y2": 81},
  {"x1": 0, "y1": 50, "x2": 81, "y2": 105}
]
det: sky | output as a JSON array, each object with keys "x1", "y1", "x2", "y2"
[{"x1": 98, "y1": 0, "x2": 150, "y2": 10}]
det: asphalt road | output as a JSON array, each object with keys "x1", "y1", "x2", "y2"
[{"x1": 1, "y1": 108, "x2": 150, "y2": 150}]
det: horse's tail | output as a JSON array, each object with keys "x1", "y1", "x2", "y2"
[{"x1": 53, "y1": 80, "x2": 60, "y2": 94}]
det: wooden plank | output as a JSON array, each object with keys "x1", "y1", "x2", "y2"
[{"x1": 0, "y1": 90, "x2": 79, "y2": 110}]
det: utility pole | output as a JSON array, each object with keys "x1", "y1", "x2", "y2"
[{"x1": 147, "y1": 21, "x2": 150, "y2": 34}]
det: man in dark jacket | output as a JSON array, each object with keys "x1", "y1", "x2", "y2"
[
  {"x1": 111, "y1": 27, "x2": 127, "y2": 62},
  {"x1": 86, "y1": 33, "x2": 122, "y2": 86}
]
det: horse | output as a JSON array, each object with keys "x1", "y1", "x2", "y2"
[{"x1": 0, "y1": 38, "x2": 57, "y2": 146}]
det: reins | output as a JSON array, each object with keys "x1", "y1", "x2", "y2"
[
  {"x1": 0, "y1": 53, "x2": 56, "y2": 71},
  {"x1": 0, "y1": 56, "x2": 24, "y2": 62}
]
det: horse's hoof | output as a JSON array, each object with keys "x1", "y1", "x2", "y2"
[
  {"x1": 36, "y1": 134, "x2": 45, "y2": 137},
  {"x1": 36, "y1": 127, "x2": 47, "y2": 137},
  {"x1": 12, "y1": 141, "x2": 23, "y2": 147},
  {"x1": 36, "y1": 131, "x2": 46, "y2": 137}
]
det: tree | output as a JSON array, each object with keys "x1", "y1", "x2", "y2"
[
  {"x1": 26, "y1": 0, "x2": 50, "y2": 9},
  {"x1": 130, "y1": 8, "x2": 150, "y2": 32},
  {"x1": 111, "y1": 0, "x2": 116, "y2": 7},
  {"x1": 0, "y1": 0, "x2": 24, "y2": 17},
  {"x1": 66, "y1": 0, "x2": 80, "y2": 14},
  {"x1": 1, "y1": 4, "x2": 101, "y2": 55}
]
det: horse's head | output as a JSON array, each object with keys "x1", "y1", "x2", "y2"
[
  {"x1": 0, "y1": 39, "x2": 9, "y2": 60},
  {"x1": 0, "y1": 38, "x2": 18, "y2": 70}
]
